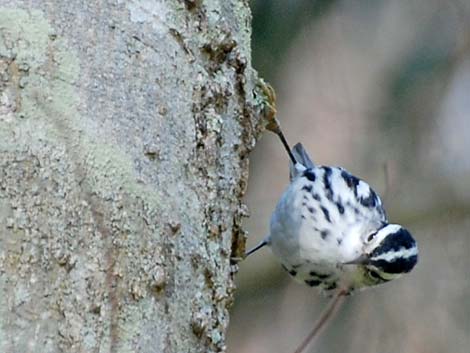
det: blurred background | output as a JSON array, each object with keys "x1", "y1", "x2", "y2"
[{"x1": 228, "y1": 1, "x2": 470, "y2": 353}]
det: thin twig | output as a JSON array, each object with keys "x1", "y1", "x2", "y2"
[
  {"x1": 265, "y1": 114, "x2": 297, "y2": 165},
  {"x1": 276, "y1": 129, "x2": 297, "y2": 165},
  {"x1": 292, "y1": 289, "x2": 348, "y2": 353},
  {"x1": 244, "y1": 240, "x2": 268, "y2": 257},
  {"x1": 259, "y1": 81, "x2": 297, "y2": 165}
]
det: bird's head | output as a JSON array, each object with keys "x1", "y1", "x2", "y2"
[{"x1": 347, "y1": 224, "x2": 418, "y2": 282}]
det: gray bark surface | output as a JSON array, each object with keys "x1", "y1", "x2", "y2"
[{"x1": 0, "y1": 1, "x2": 263, "y2": 352}]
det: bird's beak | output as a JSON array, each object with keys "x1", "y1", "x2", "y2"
[{"x1": 343, "y1": 254, "x2": 370, "y2": 265}]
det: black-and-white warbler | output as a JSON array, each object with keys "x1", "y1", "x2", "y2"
[
  {"x1": 246, "y1": 140, "x2": 418, "y2": 295},
  {"x1": 246, "y1": 83, "x2": 418, "y2": 352}
]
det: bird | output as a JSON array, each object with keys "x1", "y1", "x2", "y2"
[{"x1": 245, "y1": 141, "x2": 418, "y2": 295}]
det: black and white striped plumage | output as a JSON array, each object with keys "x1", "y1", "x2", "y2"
[{"x1": 265, "y1": 143, "x2": 418, "y2": 294}]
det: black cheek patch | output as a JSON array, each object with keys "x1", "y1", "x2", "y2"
[{"x1": 373, "y1": 255, "x2": 418, "y2": 274}]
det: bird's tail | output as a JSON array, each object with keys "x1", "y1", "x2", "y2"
[{"x1": 289, "y1": 143, "x2": 315, "y2": 179}]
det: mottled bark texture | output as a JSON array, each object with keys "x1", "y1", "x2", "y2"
[{"x1": 0, "y1": 2, "x2": 264, "y2": 352}]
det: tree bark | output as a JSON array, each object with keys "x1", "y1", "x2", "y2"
[{"x1": 0, "y1": 1, "x2": 263, "y2": 352}]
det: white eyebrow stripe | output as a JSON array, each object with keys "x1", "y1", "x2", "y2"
[{"x1": 371, "y1": 246, "x2": 418, "y2": 262}]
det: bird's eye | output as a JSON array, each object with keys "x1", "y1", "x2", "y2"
[{"x1": 367, "y1": 232, "x2": 377, "y2": 242}]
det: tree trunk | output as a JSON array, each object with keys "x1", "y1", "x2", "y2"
[{"x1": 0, "y1": 2, "x2": 262, "y2": 352}]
